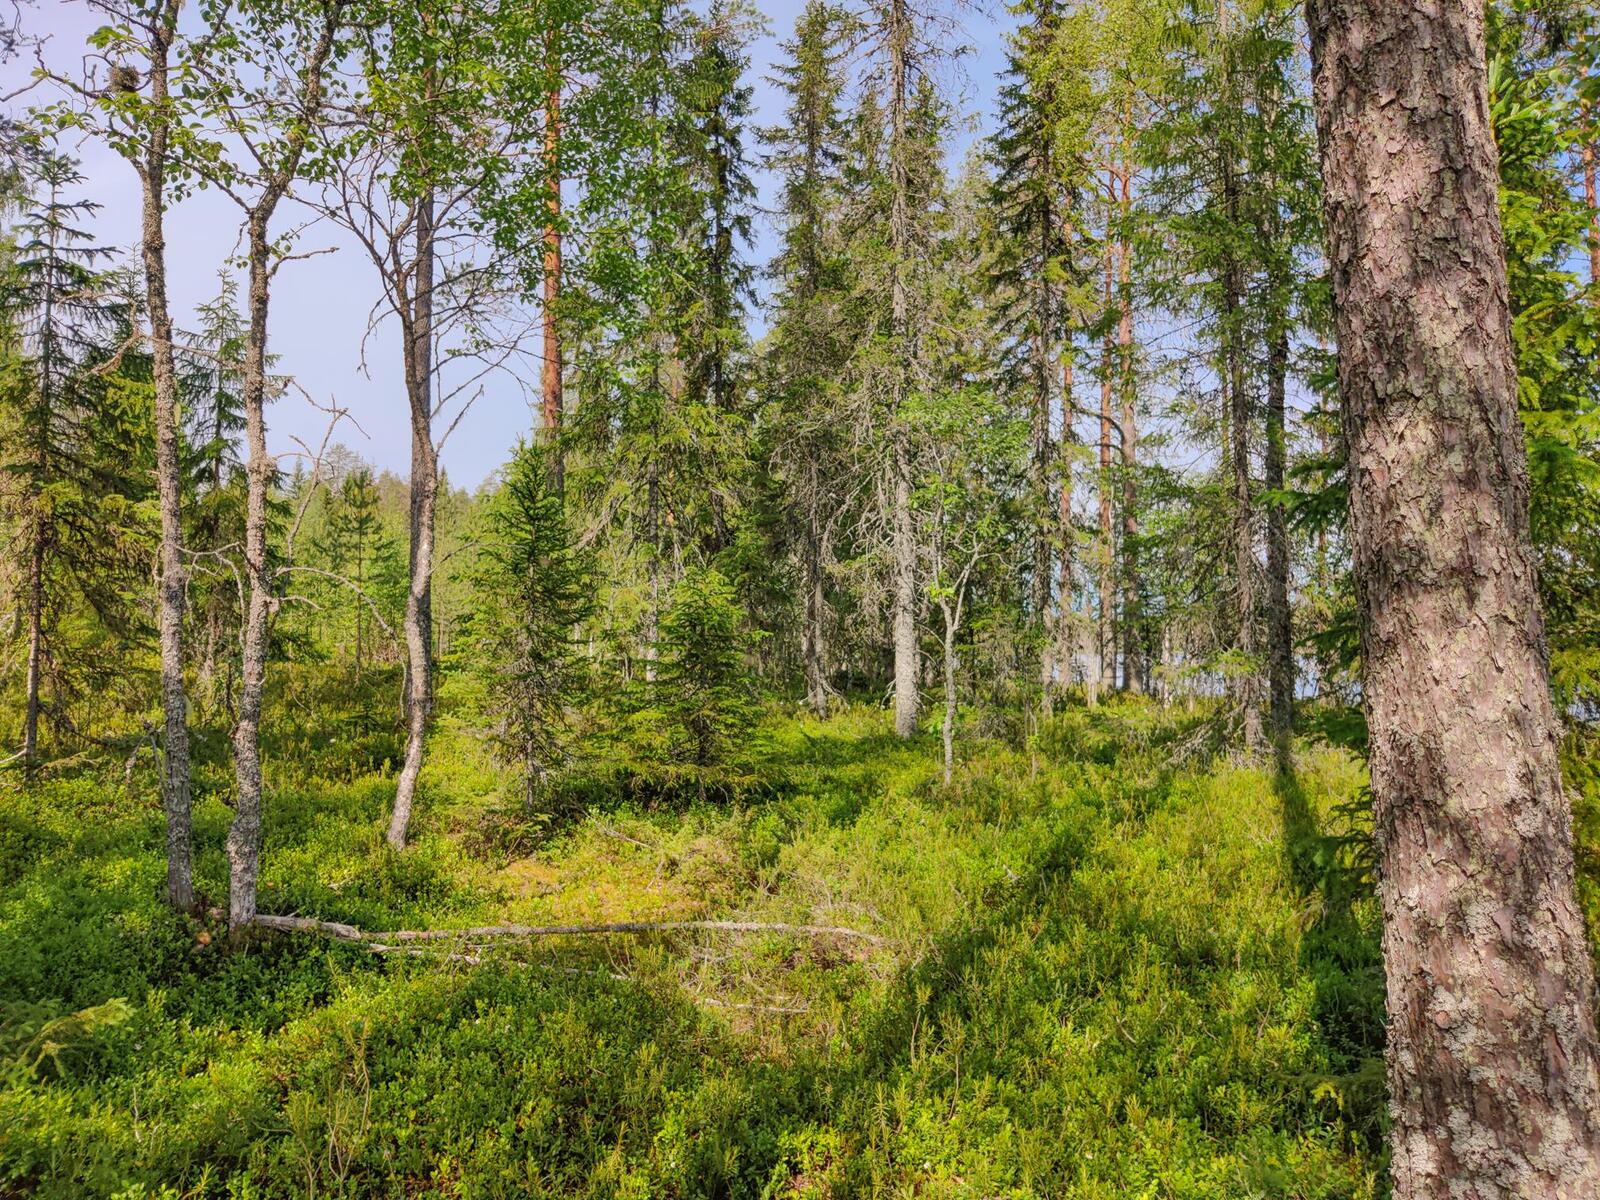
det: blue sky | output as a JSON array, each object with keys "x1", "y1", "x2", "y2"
[{"x1": 13, "y1": 1, "x2": 1014, "y2": 489}]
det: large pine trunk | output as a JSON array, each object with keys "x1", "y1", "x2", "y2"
[{"x1": 1308, "y1": 2, "x2": 1600, "y2": 1193}]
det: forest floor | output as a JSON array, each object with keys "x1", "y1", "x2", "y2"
[{"x1": 1, "y1": 674, "x2": 1393, "y2": 1198}]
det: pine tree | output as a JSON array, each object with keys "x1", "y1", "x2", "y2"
[{"x1": 1309, "y1": 0, "x2": 1600, "y2": 1189}]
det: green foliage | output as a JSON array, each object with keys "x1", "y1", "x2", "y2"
[
  {"x1": 1487, "y1": 4, "x2": 1600, "y2": 707},
  {"x1": 0, "y1": 694, "x2": 1389, "y2": 1198},
  {"x1": 312, "y1": 466, "x2": 403, "y2": 674},
  {"x1": 466, "y1": 442, "x2": 593, "y2": 809},
  {"x1": 654, "y1": 567, "x2": 762, "y2": 779},
  {"x1": 0, "y1": 151, "x2": 154, "y2": 756}
]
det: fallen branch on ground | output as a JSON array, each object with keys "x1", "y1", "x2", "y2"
[
  {"x1": 253, "y1": 913, "x2": 889, "y2": 947},
  {"x1": 256, "y1": 918, "x2": 816, "y2": 1014}
]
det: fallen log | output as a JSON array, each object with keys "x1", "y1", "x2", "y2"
[
  {"x1": 252, "y1": 916, "x2": 825, "y2": 1015},
  {"x1": 253, "y1": 913, "x2": 888, "y2": 947}
]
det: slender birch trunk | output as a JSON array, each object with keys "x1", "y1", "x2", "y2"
[
  {"x1": 228, "y1": 8, "x2": 339, "y2": 938},
  {"x1": 138, "y1": 0, "x2": 195, "y2": 911},
  {"x1": 387, "y1": 188, "x2": 437, "y2": 851}
]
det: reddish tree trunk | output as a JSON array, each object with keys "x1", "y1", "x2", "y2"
[
  {"x1": 1056, "y1": 347, "x2": 1077, "y2": 698},
  {"x1": 542, "y1": 34, "x2": 564, "y2": 494},
  {"x1": 1097, "y1": 227, "x2": 1115, "y2": 691},
  {"x1": 1115, "y1": 153, "x2": 1140, "y2": 693},
  {"x1": 1308, "y1": 2, "x2": 1600, "y2": 1194}
]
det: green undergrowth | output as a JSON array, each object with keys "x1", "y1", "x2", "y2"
[{"x1": 0, "y1": 687, "x2": 1391, "y2": 1198}]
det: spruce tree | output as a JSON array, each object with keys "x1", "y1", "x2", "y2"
[
  {"x1": 468, "y1": 442, "x2": 591, "y2": 811},
  {"x1": 762, "y1": 0, "x2": 852, "y2": 716},
  {"x1": 0, "y1": 154, "x2": 146, "y2": 766}
]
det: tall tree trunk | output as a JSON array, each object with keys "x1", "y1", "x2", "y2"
[
  {"x1": 1056, "y1": 349, "x2": 1078, "y2": 701},
  {"x1": 1264, "y1": 310, "x2": 1291, "y2": 754},
  {"x1": 644, "y1": 456, "x2": 660, "y2": 684},
  {"x1": 228, "y1": 9, "x2": 338, "y2": 938},
  {"x1": 140, "y1": 0, "x2": 194, "y2": 912},
  {"x1": 802, "y1": 470, "x2": 829, "y2": 717},
  {"x1": 542, "y1": 30, "x2": 564, "y2": 494},
  {"x1": 229, "y1": 214, "x2": 275, "y2": 937},
  {"x1": 21, "y1": 205, "x2": 56, "y2": 770},
  {"x1": 1115, "y1": 153, "x2": 1141, "y2": 693},
  {"x1": 891, "y1": 431, "x2": 918, "y2": 736},
  {"x1": 1030, "y1": 318, "x2": 1051, "y2": 682},
  {"x1": 1215, "y1": 0, "x2": 1261, "y2": 755},
  {"x1": 1220, "y1": 171, "x2": 1261, "y2": 754},
  {"x1": 941, "y1": 601, "x2": 958, "y2": 785},
  {"x1": 1584, "y1": 51, "x2": 1597, "y2": 297},
  {"x1": 1097, "y1": 231, "x2": 1116, "y2": 692},
  {"x1": 888, "y1": 0, "x2": 918, "y2": 739},
  {"x1": 387, "y1": 189, "x2": 437, "y2": 852},
  {"x1": 1585, "y1": 129, "x2": 1597, "y2": 297},
  {"x1": 21, "y1": 518, "x2": 43, "y2": 765},
  {"x1": 1308, "y1": 3, "x2": 1600, "y2": 1195}
]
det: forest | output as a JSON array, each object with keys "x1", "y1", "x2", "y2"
[{"x1": 0, "y1": 0, "x2": 1597, "y2": 1196}]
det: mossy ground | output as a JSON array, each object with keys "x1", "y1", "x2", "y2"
[{"x1": 1, "y1": 674, "x2": 1392, "y2": 1198}]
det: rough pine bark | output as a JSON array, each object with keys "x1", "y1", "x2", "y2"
[
  {"x1": 1097, "y1": 233, "x2": 1116, "y2": 692},
  {"x1": 138, "y1": 0, "x2": 195, "y2": 911},
  {"x1": 387, "y1": 188, "x2": 438, "y2": 852},
  {"x1": 1307, "y1": 2, "x2": 1600, "y2": 1195}
]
